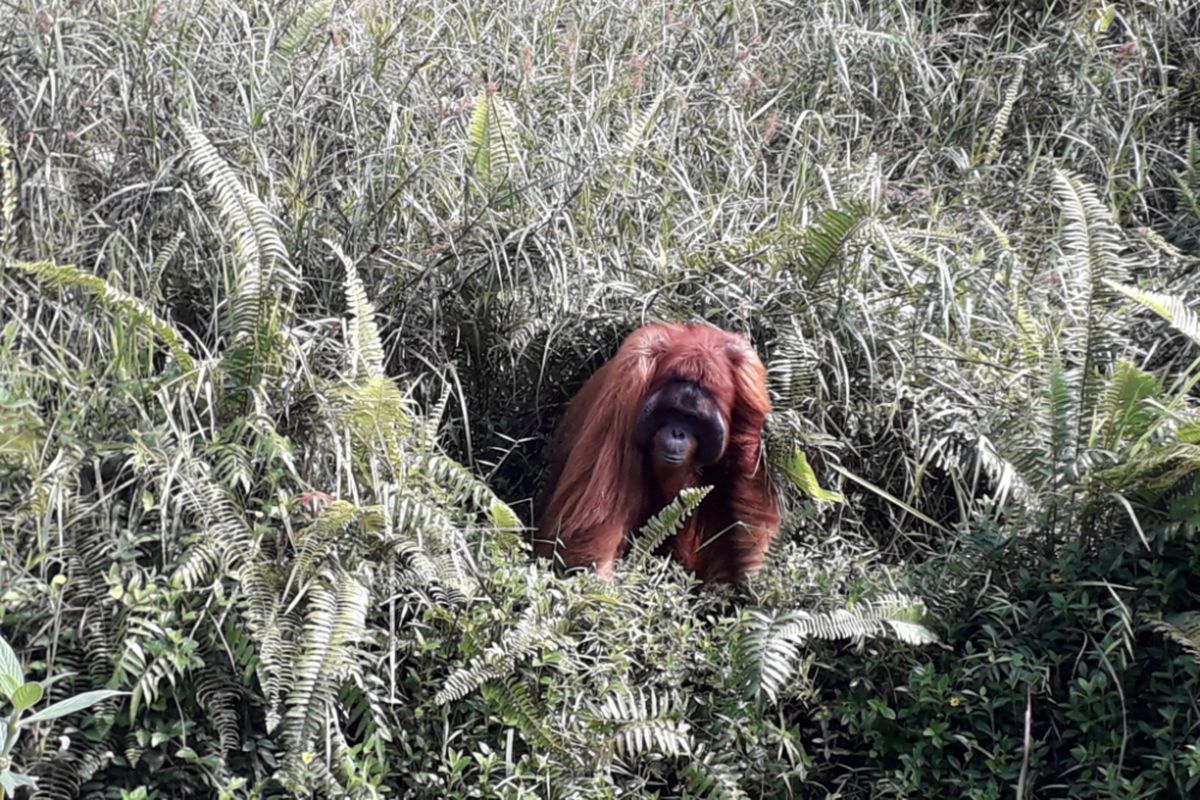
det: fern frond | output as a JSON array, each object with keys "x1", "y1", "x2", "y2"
[
  {"x1": 1105, "y1": 280, "x2": 1200, "y2": 349},
  {"x1": 1146, "y1": 612, "x2": 1200, "y2": 663},
  {"x1": 614, "y1": 95, "x2": 662, "y2": 162},
  {"x1": 468, "y1": 90, "x2": 520, "y2": 194},
  {"x1": 1094, "y1": 360, "x2": 1164, "y2": 449},
  {"x1": 735, "y1": 610, "x2": 809, "y2": 704},
  {"x1": 405, "y1": 451, "x2": 498, "y2": 511},
  {"x1": 277, "y1": 0, "x2": 333, "y2": 58},
  {"x1": 1051, "y1": 169, "x2": 1129, "y2": 430},
  {"x1": 147, "y1": 230, "x2": 186, "y2": 302},
  {"x1": 484, "y1": 676, "x2": 574, "y2": 758},
  {"x1": 795, "y1": 204, "x2": 868, "y2": 287},
  {"x1": 435, "y1": 605, "x2": 562, "y2": 705},
  {"x1": 195, "y1": 664, "x2": 244, "y2": 756},
  {"x1": 767, "y1": 328, "x2": 819, "y2": 411},
  {"x1": 591, "y1": 688, "x2": 692, "y2": 763},
  {"x1": 681, "y1": 755, "x2": 747, "y2": 800},
  {"x1": 737, "y1": 601, "x2": 938, "y2": 703},
  {"x1": 418, "y1": 381, "x2": 452, "y2": 452},
  {"x1": 284, "y1": 571, "x2": 370, "y2": 748},
  {"x1": 329, "y1": 376, "x2": 417, "y2": 468},
  {"x1": 8, "y1": 260, "x2": 195, "y2": 372},
  {"x1": 329, "y1": 239, "x2": 386, "y2": 379},
  {"x1": 0, "y1": 121, "x2": 16, "y2": 251},
  {"x1": 984, "y1": 60, "x2": 1025, "y2": 165},
  {"x1": 292, "y1": 500, "x2": 385, "y2": 582},
  {"x1": 630, "y1": 485, "x2": 712, "y2": 566},
  {"x1": 180, "y1": 121, "x2": 294, "y2": 348}
]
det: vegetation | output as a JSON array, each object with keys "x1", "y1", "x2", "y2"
[{"x1": 0, "y1": 0, "x2": 1198, "y2": 797}]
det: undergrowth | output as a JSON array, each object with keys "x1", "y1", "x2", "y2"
[{"x1": 1, "y1": 1, "x2": 1199, "y2": 798}]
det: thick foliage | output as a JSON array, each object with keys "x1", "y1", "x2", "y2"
[{"x1": 1, "y1": 0, "x2": 1199, "y2": 798}]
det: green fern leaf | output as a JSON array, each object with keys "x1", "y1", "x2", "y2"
[
  {"x1": 1105, "y1": 280, "x2": 1200, "y2": 348},
  {"x1": 468, "y1": 90, "x2": 520, "y2": 194},
  {"x1": 797, "y1": 203, "x2": 867, "y2": 287},
  {"x1": 0, "y1": 121, "x2": 16, "y2": 251},
  {"x1": 277, "y1": 0, "x2": 333, "y2": 58},
  {"x1": 8, "y1": 260, "x2": 195, "y2": 372},
  {"x1": 630, "y1": 485, "x2": 712, "y2": 566},
  {"x1": 328, "y1": 239, "x2": 386, "y2": 379}
]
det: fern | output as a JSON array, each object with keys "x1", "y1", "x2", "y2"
[
  {"x1": 484, "y1": 676, "x2": 575, "y2": 759},
  {"x1": 984, "y1": 60, "x2": 1026, "y2": 165},
  {"x1": 468, "y1": 89, "x2": 520, "y2": 195},
  {"x1": 0, "y1": 121, "x2": 15, "y2": 252},
  {"x1": 1146, "y1": 612, "x2": 1200, "y2": 663},
  {"x1": 681, "y1": 755, "x2": 747, "y2": 800},
  {"x1": 614, "y1": 96, "x2": 663, "y2": 163},
  {"x1": 629, "y1": 485, "x2": 712, "y2": 566},
  {"x1": 798, "y1": 204, "x2": 867, "y2": 285},
  {"x1": 330, "y1": 240, "x2": 386, "y2": 380},
  {"x1": 291, "y1": 500, "x2": 385, "y2": 585},
  {"x1": 418, "y1": 381, "x2": 452, "y2": 452},
  {"x1": 435, "y1": 605, "x2": 563, "y2": 705},
  {"x1": 1105, "y1": 280, "x2": 1200, "y2": 349},
  {"x1": 767, "y1": 328, "x2": 820, "y2": 411},
  {"x1": 284, "y1": 570, "x2": 370, "y2": 750},
  {"x1": 590, "y1": 688, "x2": 693, "y2": 764},
  {"x1": 147, "y1": 230, "x2": 185, "y2": 304},
  {"x1": 735, "y1": 610, "x2": 809, "y2": 704},
  {"x1": 7, "y1": 260, "x2": 195, "y2": 372},
  {"x1": 180, "y1": 121, "x2": 294, "y2": 357},
  {"x1": 276, "y1": 0, "x2": 333, "y2": 58},
  {"x1": 737, "y1": 598, "x2": 938, "y2": 703},
  {"x1": 1051, "y1": 170, "x2": 1129, "y2": 440}
]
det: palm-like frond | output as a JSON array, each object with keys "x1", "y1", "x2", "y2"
[
  {"x1": 590, "y1": 688, "x2": 693, "y2": 764},
  {"x1": 630, "y1": 485, "x2": 712, "y2": 567},
  {"x1": 8, "y1": 260, "x2": 195, "y2": 372},
  {"x1": 180, "y1": 122, "x2": 294, "y2": 350},
  {"x1": 435, "y1": 604, "x2": 563, "y2": 705},
  {"x1": 330, "y1": 240, "x2": 385, "y2": 380},
  {"x1": 984, "y1": 60, "x2": 1026, "y2": 165},
  {"x1": 1105, "y1": 281, "x2": 1200, "y2": 349},
  {"x1": 468, "y1": 89, "x2": 521, "y2": 195},
  {"x1": 1051, "y1": 169, "x2": 1129, "y2": 435},
  {"x1": 276, "y1": 0, "x2": 333, "y2": 58},
  {"x1": 0, "y1": 121, "x2": 16, "y2": 251},
  {"x1": 284, "y1": 570, "x2": 370, "y2": 750},
  {"x1": 1146, "y1": 612, "x2": 1200, "y2": 663},
  {"x1": 737, "y1": 597, "x2": 937, "y2": 704}
]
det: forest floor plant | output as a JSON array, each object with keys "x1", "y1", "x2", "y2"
[{"x1": 1, "y1": 0, "x2": 1198, "y2": 797}]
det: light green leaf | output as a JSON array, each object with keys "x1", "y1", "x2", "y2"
[
  {"x1": 0, "y1": 633, "x2": 22, "y2": 686},
  {"x1": 780, "y1": 449, "x2": 844, "y2": 504},
  {"x1": 489, "y1": 498, "x2": 522, "y2": 533},
  {"x1": 11, "y1": 682, "x2": 43, "y2": 713},
  {"x1": 0, "y1": 771, "x2": 37, "y2": 792},
  {"x1": 22, "y1": 689, "x2": 125, "y2": 724}
]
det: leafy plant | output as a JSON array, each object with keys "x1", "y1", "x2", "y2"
[{"x1": 0, "y1": 633, "x2": 124, "y2": 797}]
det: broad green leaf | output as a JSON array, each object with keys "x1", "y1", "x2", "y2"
[
  {"x1": 22, "y1": 689, "x2": 125, "y2": 724},
  {"x1": 0, "y1": 632, "x2": 22, "y2": 685},
  {"x1": 11, "y1": 682, "x2": 43, "y2": 713},
  {"x1": 0, "y1": 771, "x2": 37, "y2": 792}
]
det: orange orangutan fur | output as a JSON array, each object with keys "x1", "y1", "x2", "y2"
[{"x1": 534, "y1": 323, "x2": 780, "y2": 584}]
